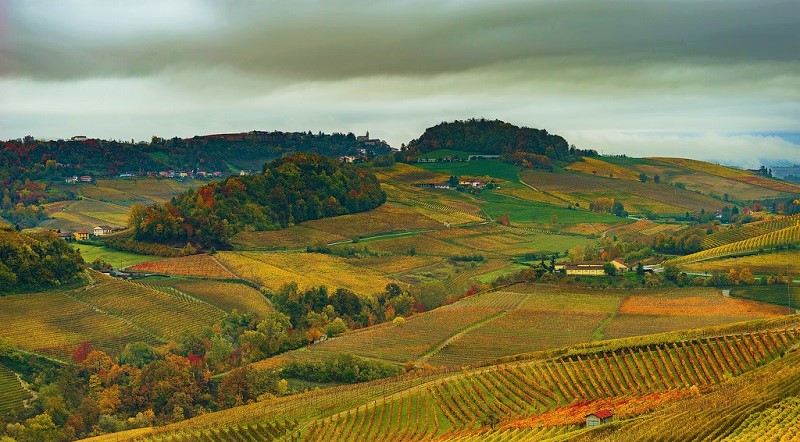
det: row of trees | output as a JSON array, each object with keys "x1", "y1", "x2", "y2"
[{"x1": 130, "y1": 154, "x2": 386, "y2": 247}]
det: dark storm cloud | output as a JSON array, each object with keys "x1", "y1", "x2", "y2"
[{"x1": 2, "y1": 0, "x2": 798, "y2": 81}]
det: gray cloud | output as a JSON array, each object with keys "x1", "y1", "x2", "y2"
[
  {"x1": 4, "y1": 0, "x2": 798, "y2": 81},
  {"x1": 0, "y1": 0, "x2": 798, "y2": 167}
]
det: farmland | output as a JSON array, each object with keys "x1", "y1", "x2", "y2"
[
  {"x1": 566, "y1": 157, "x2": 640, "y2": 181},
  {"x1": 0, "y1": 288, "x2": 159, "y2": 358},
  {"x1": 127, "y1": 254, "x2": 237, "y2": 278},
  {"x1": 89, "y1": 316, "x2": 800, "y2": 442},
  {"x1": 701, "y1": 213, "x2": 800, "y2": 249},
  {"x1": 74, "y1": 243, "x2": 160, "y2": 268},
  {"x1": 250, "y1": 284, "x2": 787, "y2": 371},
  {"x1": 216, "y1": 251, "x2": 398, "y2": 295},
  {"x1": 680, "y1": 250, "x2": 800, "y2": 275},
  {"x1": 0, "y1": 365, "x2": 30, "y2": 416},
  {"x1": 139, "y1": 278, "x2": 273, "y2": 318},
  {"x1": 666, "y1": 223, "x2": 800, "y2": 266},
  {"x1": 651, "y1": 157, "x2": 800, "y2": 194}
]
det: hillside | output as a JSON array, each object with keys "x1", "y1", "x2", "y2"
[
  {"x1": 130, "y1": 153, "x2": 386, "y2": 247},
  {"x1": 402, "y1": 119, "x2": 593, "y2": 161},
  {"x1": 0, "y1": 226, "x2": 85, "y2": 293},
  {"x1": 79, "y1": 315, "x2": 800, "y2": 441}
]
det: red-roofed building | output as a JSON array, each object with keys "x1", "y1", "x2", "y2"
[{"x1": 586, "y1": 410, "x2": 614, "y2": 427}]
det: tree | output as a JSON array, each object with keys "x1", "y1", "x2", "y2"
[
  {"x1": 639, "y1": 172, "x2": 649, "y2": 182},
  {"x1": 448, "y1": 175, "x2": 459, "y2": 187},
  {"x1": 654, "y1": 174, "x2": 660, "y2": 183},
  {"x1": 603, "y1": 262, "x2": 617, "y2": 276},
  {"x1": 636, "y1": 262, "x2": 645, "y2": 276},
  {"x1": 482, "y1": 409, "x2": 500, "y2": 429},
  {"x1": 497, "y1": 213, "x2": 511, "y2": 226}
]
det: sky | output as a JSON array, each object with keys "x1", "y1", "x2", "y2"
[{"x1": 1, "y1": 0, "x2": 798, "y2": 168}]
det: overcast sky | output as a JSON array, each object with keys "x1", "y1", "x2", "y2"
[{"x1": 1, "y1": 0, "x2": 798, "y2": 167}]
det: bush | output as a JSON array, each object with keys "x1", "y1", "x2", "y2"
[{"x1": 282, "y1": 353, "x2": 401, "y2": 383}]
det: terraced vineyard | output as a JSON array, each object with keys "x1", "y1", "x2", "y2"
[
  {"x1": 595, "y1": 346, "x2": 800, "y2": 441},
  {"x1": 301, "y1": 328, "x2": 800, "y2": 441},
  {"x1": 651, "y1": 157, "x2": 800, "y2": 194},
  {"x1": 143, "y1": 279, "x2": 273, "y2": 317},
  {"x1": 71, "y1": 274, "x2": 226, "y2": 341},
  {"x1": 128, "y1": 254, "x2": 237, "y2": 278},
  {"x1": 667, "y1": 224, "x2": 800, "y2": 266},
  {"x1": 0, "y1": 289, "x2": 159, "y2": 358},
  {"x1": 0, "y1": 365, "x2": 31, "y2": 416},
  {"x1": 139, "y1": 420, "x2": 298, "y2": 442},
  {"x1": 702, "y1": 214, "x2": 800, "y2": 249}
]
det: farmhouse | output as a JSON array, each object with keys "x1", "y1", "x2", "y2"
[
  {"x1": 93, "y1": 226, "x2": 113, "y2": 236},
  {"x1": 563, "y1": 262, "x2": 606, "y2": 276},
  {"x1": 585, "y1": 410, "x2": 614, "y2": 427},
  {"x1": 79, "y1": 175, "x2": 93, "y2": 183},
  {"x1": 610, "y1": 258, "x2": 628, "y2": 273},
  {"x1": 55, "y1": 231, "x2": 73, "y2": 242},
  {"x1": 73, "y1": 230, "x2": 90, "y2": 241},
  {"x1": 65, "y1": 176, "x2": 78, "y2": 184}
]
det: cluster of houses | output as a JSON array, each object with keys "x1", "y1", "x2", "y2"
[
  {"x1": 64, "y1": 175, "x2": 94, "y2": 184},
  {"x1": 417, "y1": 178, "x2": 486, "y2": 190},
  {"x1": 416, "y1": 154, "x2": 500, "y2": 163},
  {"x1": 55, "y1": 225, "x2": 115, "y2": 242}
]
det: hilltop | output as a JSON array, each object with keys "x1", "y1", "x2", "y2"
[{"x1": 129, "y1": 153, "x2": 386, "y2": 247}]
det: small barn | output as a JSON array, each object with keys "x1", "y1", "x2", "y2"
[{"x1": 585, "y1": 410, "x2": 614, "y2": 427}]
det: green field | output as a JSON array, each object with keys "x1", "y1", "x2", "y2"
[
  {"x1": 416, "y1": 158, "x2": 522, "y2": 182},
  {"x1": 477, "y1": 191, "x2": 629, "y2": 225},
  {"x1": 730, "y1": 285, "x2": 800, "y2": 309},
  {"x1": 74, "y1": 243, "x2": 160, "y2": 268}
]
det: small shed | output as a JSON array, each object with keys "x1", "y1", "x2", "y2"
[{"x1": 585, "y1": 410, "x2": 614, "y2": 428}]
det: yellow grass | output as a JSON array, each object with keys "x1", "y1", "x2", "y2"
[
  {"x1": 216, "y1": 251, "x2": 397, "y2": 295},
  {"x1": 566, "y1": 157, "x2": 640, "y2": 181},
  {"x1": 347, "y1": 255, "x2": 441, "y2": 274}
]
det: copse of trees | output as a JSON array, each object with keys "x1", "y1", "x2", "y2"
[
  {"x1": 130, "y1": 153, "x2": 386, "y2": 247},
  {"x1": 399, "y1": 119, "x2": 596, "y2": 162},
  {"x1": 0, "y1": 227, "x2": 85, "y2": 293}
]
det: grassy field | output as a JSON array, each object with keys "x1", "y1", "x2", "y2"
[
  {"x1": 415, "y1": 158, "x2": 522, "y2": 182},
  {"x1": 74, "y1": 243, "x2": 160, "y2": 268}
]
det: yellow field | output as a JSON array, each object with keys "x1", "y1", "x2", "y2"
[
  {"x1": 216, "y1": 251, "x2": 398, "y2": 295},
  {"x1": 373, "y1": 162, "x2": 449, "y2": 184},
  {"x1": 231, "y1": 225, "x2": 347, "y2": 250},
  {"x1": 566, "y1": 157, "x2": 640, "y2": 181},
  {"x1": 146, "y1": 279, "x2": 273, "y2": 318},
  {"x1": 680, "y1": 251, "x2": 800, "y2": 274},
  {"x1": 347, "y1": 255, "x2": 441, "y2": 274}
]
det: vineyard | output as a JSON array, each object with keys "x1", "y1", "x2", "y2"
[
  {"x1": 71, "y1": 273, "x2": 226, "y2": 341},
  {"x1": 0, "y1": 289, "x2": 158, "y2": 358},
  {"x1": 0, "y1": 365, "x2": 30, "y2": 416},
  {"x1": 216, "y1": 251, "x2": 397, "y2": 296},
  {"x1": 667, "y1": 224, "x2": 800, "y2": 266},
  {"x1": 300, "y1": 328, "x2": 800, "y2": 441},
  {"x1": 75, "y1": 316, "x2": 800, "y2": 442},
  {"x1": 702, "y1": 214, "x2": 800, "y2": 249},
  {"x1": 127, "y1": 254, "x2": 237, "y2": 279},
  {"x1": 591, "y1": 346, "x2": 800, "y2": 441},
  {"x1": 143, "y1": 279, "x2": 273, "y2": 317},
  {"x1": 651, "y1": 157, "x2": 800, "y2": 194},
  {"x1": 681, "y1": 250, "x2": 800, "y2": 275},
  {"x1": 566, "y1": 157, "x2": 640, "y2": 181}
]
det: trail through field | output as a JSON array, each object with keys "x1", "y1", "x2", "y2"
[{"x1": 415, "y1": 310, "x2": 509, "y2": 365}]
